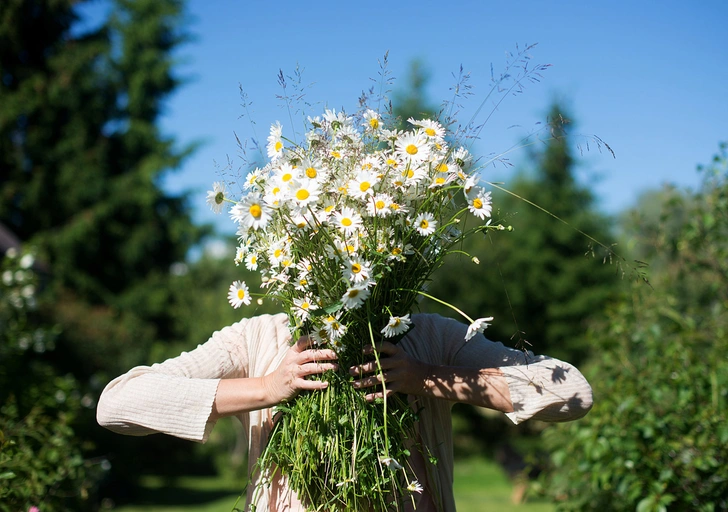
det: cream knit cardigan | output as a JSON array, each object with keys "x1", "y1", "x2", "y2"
[{"x1": 97, "y1": 313, "x2": 593, "y2": 511}]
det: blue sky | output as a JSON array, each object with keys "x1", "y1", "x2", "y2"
[{"x1": 80, "y1": 0, "x2": 727, "y2": 235}]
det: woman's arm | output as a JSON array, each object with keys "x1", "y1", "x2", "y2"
[
  {"x1": 351, "y1": 314, "x2": 593, "y2": 424},
  {"x1": 211, "y1": 336, "x2": 337, "y2": 420},
  {"x1": 97, "y1": 315, "x2": 337, "y2": 442},
  {"x1": 350, "y1": 342, "x2": 514, "y2": 413}
]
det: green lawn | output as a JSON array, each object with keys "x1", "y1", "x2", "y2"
[{"x1": 114, "y1": 456, "x2": 553, "y2": 511}]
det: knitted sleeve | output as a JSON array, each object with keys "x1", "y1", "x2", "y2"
[
  {"x1": 414, "y1": 314, "x2": 593, "y2": 424},
  {"x1": 96, "y1": 318, "x2": 252, "y2": 443}
]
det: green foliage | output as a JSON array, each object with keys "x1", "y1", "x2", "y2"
[
  {"x1": 1, "y1": 0, "x2": 211, "y2": 505},
  {"x1": 0, "y1": 248, "x2": 99, "y2": 512},
  {"x1": 536, "y1": 143, "x2": 728, "y2": 511},
  {"x1": 391, "y1": 59, "x2": 438, "y2": 129},
  {"x1": 425, "y1": 104, "x2": 621, "y2": 365}
]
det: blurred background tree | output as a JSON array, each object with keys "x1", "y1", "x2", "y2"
[
  {"x1": 424, "y1": 103, "x2": 622, "y2": 367},
  {"x1": 535, "y1": 143, "x2": 728, "y2": 510},
  {"x1": 0, "y1": 0, "x2": 225, "y2": 508}
]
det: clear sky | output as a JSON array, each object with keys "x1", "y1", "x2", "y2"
[{"x1": 79, "y1": 0, "x2": 728, "y2": 235}]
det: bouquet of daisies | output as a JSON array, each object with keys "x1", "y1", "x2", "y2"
[{"x1": 210, "y1": 106, "x2": 500, "y2": 510}]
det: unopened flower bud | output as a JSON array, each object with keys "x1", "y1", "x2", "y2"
[{"x1": 472, "y1": 257, "x2": 480, "y2": 265}]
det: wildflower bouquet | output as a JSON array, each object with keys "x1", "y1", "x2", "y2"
[{"x1": 211, "y1": 105, "x2": 501, "y2": 509}]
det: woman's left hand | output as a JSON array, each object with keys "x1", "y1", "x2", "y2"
[{"x1": 349, "y1": 342, "x2": 431, "y2": 401}]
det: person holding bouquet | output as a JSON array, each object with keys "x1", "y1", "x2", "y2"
[
  {"x1": 98, "y1": 108, "x2": 594, "y2": 511},
  {"x1": 97, "y1": 311, "x2": 592, "y2": 511}
]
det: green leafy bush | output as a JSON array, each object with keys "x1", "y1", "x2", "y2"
[
  {"x1": 535, "y1": 143, "x2": 728, "y2": 511},
  {"x1": 0, "y1": 248, "x2": 99, "y2": 512}
]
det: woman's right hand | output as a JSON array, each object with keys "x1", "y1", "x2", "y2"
[{"x1": 262, "y1": 336, "x2": 338, "y2": 403}]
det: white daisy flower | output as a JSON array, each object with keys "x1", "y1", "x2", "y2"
[
  {"x1": 341, "y1": 285, "x2": 371, "y2": 310},
  {"x1": 381, "y1": 314, "x2": 412, "y2": 338},
  {"x1": 378, "y1": 456, "x2": 403, "y2": 470},
  {"x1": 407, "y1": 480, "x2": 424, "y2": 494},
  {"x1": 414, "y1": 212, "x2": 437, "y2": 236},
  {"x1": 230, "y1": 193, "x2": 272, "y2": 231},
  {"x1": 345, "y1": 257, "x2": 373, "y2": 284},
  {"x1": 453, "y1": 146, "x2": 473, "y2": 170},
  {"x1": 348, "y1": 170, "x2": 379, "y2": 200},
  {"x1": 263, "y1": 184, "x2": 287, "y2": 208},
  {"x1": 206, "y1": 182, "x2": 227, "y2": 214},
  {"x1": 323, "y1": 314, "x2": 347, "y2": 340},
  {"x1": 395, "y1": 131, "x2": 430, "y2": 163},
  {"x1": 243, "y1": 168, "x2": 263, "y2": 191},
  {"x1": 468, "y1": 191, "x2": 493, "y2": 220},
  {"x1": 363, "y1": 109, "x2": 381, "y2": 132},
  {"x1": 465, "y1": 317, "x2": 494, "y2": 341},
  {"x1": 408, "y1": 118, "x2": 445, "y2": 141},
  {"x1": 333, "y1": 207, "x2": 363, "y2": 236},
  {"x1": 290, "y1": 179, "x2": 321, "y2": 208},
  {"x1": 293, "y1": 296, "x2": 318, "y2": 321},
  {"x1": 267, "y1": 240, "x2": 289, "y2": 267},
  {"x1": 244, "y1": 252, "x2": 259, "y2": 271},
  {"x1": 366, "y1": 193, "x2": 393, "y2": 217},
  {"x1": 463, "y1": 176, "x2": 480, "y2": 199},
  {"x1": 227, "y1": 281, "x2": 251, "y2": 308},
  {"x1": 274, "y1": 162, "x2": 298, "y2": 185},
  {"x1": 266, "y1": 121, "x2": 284, "y2": 160},
  {"x1": 234, "y1": 245, "x2": 246, "y2": 266}
]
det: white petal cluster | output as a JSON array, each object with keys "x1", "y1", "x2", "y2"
[{"x1": 219, "y1": 108, "x2": 497, "y2": 347}]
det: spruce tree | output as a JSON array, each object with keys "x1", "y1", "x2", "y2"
[{"x1": 427, "y1": 103, "x2": 621, "y2": 365}]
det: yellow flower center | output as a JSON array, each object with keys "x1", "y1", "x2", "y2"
[
  {"x1": 392, "y1": 247, "x2": 402, "y2": 255},
  {"x1": 296, "y1": 189, "x2": 310, "y2": 201},
  {"x1": 359, "y1": 182, "x2": 371, "y2": 192},
  {"x1": 436, "y1": 163, "x2": 448, "y2": 173},
  {"x1": 342, "y1": 218, "x2": 352, "y2": 227},
  {"x1": 386, "y1": 158, "x2": 398, "y2": 167},
  {"x1": 473, "y1": 198, "x2": 483, "y2": 209},
  {"x1": 282, "y1": 173, "x2": 293, "y2": 182},
  {"x1": 420, "y1": 219, "x2": 429, "y2": 230},
  {"x1": 306, "y1": 167, "x2": 317, "y2": 178},
  {"x1": 391, "y1": 203, "x2": 401, "y2": 210},
  {"x1": 406, "y1": 144, "x2": 418, "y2": 155},
  {"x1": 272, "y1": 187, "x2": 281, "y2": 195},
  {"x1": 425, "y1": 128, "x2": 436, "y2": 137},
  {"x1": 275, "y1": 141, "x2": 282, "y2": 152},
  {"x1": 435, "y1": 177, "x2": 446, "y2": 185},
  {"x1": 274, "y1": 249, "x2": 283, "y2": 258},
  {"x1": 249, "y1": 204, "x2": 262, "y2": 219},
  {"x1": 351, "y1": 263, "x2": 361, "y2": 274},
  {"x1": 237, "y1": 289, "x2": 246, "y2": 300},
  {"x1": 393, "y1": 318, "x2": 401, "y2": 327},
  {"x1": 331, "y1": 151, "x2": 341, "y2": 159},
  {"x1": 375, "y1": 200, "x2": 385, "y2": 209},
  {"x1": 301, "y1": 301, "x2": 310, "y2": 310},
  {"x1": 347, "y1": 289, "x2": 360, "y2": 298},
  {"x1": 300, "y1": 278, "x2": 307, "y2": 286},
  {"x1": 369, "y1": 118, "x2": 379, "y2": 129},
  {"x1": 251, "y1": 256, "x2": 257, "y2": 264}
]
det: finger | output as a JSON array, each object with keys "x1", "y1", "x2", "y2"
[
  {"x1": 372, "y1": 341, "x2": 399, "y2": 356},
  {"x1": 304, "y1": 348, "x2": 338, "y2": 362},
  {"x1": 299, "y1": 361, "x2": 338, "y2": 376},
  {"x1": 352, "y1": 374, "x2": 385, "y2": 389},
  {"x1": 297, "y1": 378, "x2": 329, "y2": 391},
  {"x1": 293, "y1": 335, "x2": 314, "y2": 352},
  {"x1": 349, "y1": 361, "x2": 381, "y2": 376},
  {"x1": 364, "y1": 388, "x2": 395, "y2": 402}
]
